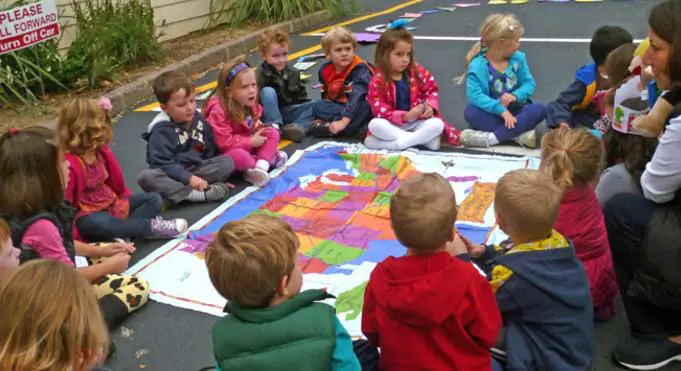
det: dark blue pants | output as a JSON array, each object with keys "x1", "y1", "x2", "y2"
[
  {"x1": 76, "y1": 193, "x2": 163, "y2": 242},
  {"x1": 546, "y1": 102, "x2": 599, "y2": 129},
  {"x1": 312, "y1": 99, "x2": 372, "y2": 136},
  {"x1": 464, "y1": 103, "x2": 546, "y2": 142}
]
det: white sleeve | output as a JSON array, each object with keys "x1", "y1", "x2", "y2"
[{"x1": 641, "y1": 116, "x2": 681, "y2": 203}]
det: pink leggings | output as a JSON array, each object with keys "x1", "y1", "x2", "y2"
[{"x1": 224, "y1": 127, "x2": 280, "y2": 172}]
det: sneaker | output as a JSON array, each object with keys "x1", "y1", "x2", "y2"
[
  {"x1": 364, "y1": 135, "x2": 401, "y2": 151},
  {"x1": 274, "y1": 150, "x2": 288, "y2": 169},
  {"x1": 148, "y1": 216, "x2": 189, "y2": 239},
  {"x1": 460, "y1": 129, "x2": 492, "y2": 148},
  {"x1": 423, "y1": 136, "x2": 441, "y2": 151},
  {"x1": 244, "y1": 167, "x2": 270, "y2": 187},
  {"x1": 204, "y1": 182, "x2": 230, "y2": 202},
  {"x1": 514, "y1": 130, "x2": 537, "y2": 148},
  {"x1": 309, "y1": 120, "x2": 333, "y2": 137},
  {"x1": 281, "y1": 123, "x2": 306, "y2": 142},
  {"x1": 613, "y1": 336, "x2": 681, "y2": 370}
]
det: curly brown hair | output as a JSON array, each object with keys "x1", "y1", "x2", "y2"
[
  {"x1": 603, "y1": 128, "x2": 658, "y2": 188},
  {"x1": 258, "y1": 28, "x2": 291, "y2": 57},
  {"x1": 58, "y1": 97, "x2": 112, "y2": 155}
]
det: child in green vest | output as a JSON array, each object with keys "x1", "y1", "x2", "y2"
[{"x1": 205, "y1": 214, "x2": 361, "y2": 371}]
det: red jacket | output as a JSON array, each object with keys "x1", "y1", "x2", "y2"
[
  {"x1": 362, "y1": 252, "x2": 501, "y2": 371},
  {"x1": 555, "y1": 186, "x2": 619, "y2": 314},
  {"x1": 367, "y1": 64, "x2": 461, "y2": 146}
]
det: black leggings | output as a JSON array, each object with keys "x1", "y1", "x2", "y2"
[{"x1": 604, "y1": 193, "x2": 681, "y2": 339}]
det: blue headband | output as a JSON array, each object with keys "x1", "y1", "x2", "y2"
[{"x1": 225, "y1": 63, "x2": 250, "y2": 85}]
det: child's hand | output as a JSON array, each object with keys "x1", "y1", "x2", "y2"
[
  {"x1": 459, "y1": 234, "x2": 486, "y2": 258},
  {"x1": 330, "y1": 119, "x2": 350, "y2": 134},
  {"x1": 189, "y1": 175, "x2": 209, "y2": 191},
  {"x1": 559, "y1": 122, "x2": 571, "y2": 130},
  {"x1": 98, "y1": 242, "x2": 136, "y2": 257},
  {"x1": 405, "y1": 104, "x2": 426, "y2": 122},
  {"x1": 445, "y1": 234, "x2": 468, "y2": 256},
  {"x1": 502, "y1": 110, "x2": 517, "y2": 129},
  {"x1": 500, "y1": 93, "x2": 517, "y2": 107},
  {"x1": 251, "y1": 129, "x2": 267, "y2": 148},
  {"x1": 420, "y1": 104, "x2": 434, "y2": 119},
  {"x1": 103, "y1": 253, "x2": 131, "y2": 274}
]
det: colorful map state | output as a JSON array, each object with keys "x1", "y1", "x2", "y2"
[{"x1": 181, "y1": 152, "x2": 419, "y2": 273}]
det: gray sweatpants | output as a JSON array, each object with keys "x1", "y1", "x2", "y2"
[{"x1": 137, "y1": 156, "x2": 235, "y2": 204}]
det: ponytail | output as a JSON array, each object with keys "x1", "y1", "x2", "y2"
[
  {"x1": 540, "y1": 128, "x2": 604, "y2": 191},
  {"x1": 455, "y1": 41, "x2": 483, "y2": 85}
]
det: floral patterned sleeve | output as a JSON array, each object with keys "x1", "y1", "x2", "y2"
[{"x1": 367, "y1": 72, "x2": 407, "y2": 126}]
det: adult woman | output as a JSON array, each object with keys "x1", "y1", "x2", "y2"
[{"x1": 604, "y1": 0, "x2": 681, "y2": 369}]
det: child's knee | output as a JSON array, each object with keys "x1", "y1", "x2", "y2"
[
  {"x1": 261, "y1": 126, "x2": 280, "y2": 141},
  {"x1": 260, "y1": 87, "x2": 277, "y2": 101},
  {"x1": 427, "y1": 117, "x2": 445, "y2": 133},
  {"x1": 368, "y1": 118, "x2": 390, "y2": 132}
]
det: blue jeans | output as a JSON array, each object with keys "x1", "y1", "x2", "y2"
[
  {"x1": 464, "y1": 103, "x2": 546, "y2": 142},
  {"x1": 312, "y1": 99, "x2": 372, "y2": 136},
  {"x1": 260, "y1": 87, "x2": 315, "y2": 129},
  {"x1": 76, "y1": 193, "x2": 163, "y2": 242},
  {"x1": 492, "y1": 358, "x2": 505, "y2": 371}
]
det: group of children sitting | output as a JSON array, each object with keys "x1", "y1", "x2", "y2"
[{"x1": 0, "y1": 7, "x2": 677, "y2": 371}]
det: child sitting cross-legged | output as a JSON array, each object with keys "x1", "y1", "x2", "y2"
[
  {"x1": 206, "y1": 214, "x2": 362, "y2": 371},
  {"x1": 205, "y1": 61, "x2": 289, "y2": 187},
  {"x1": 464, "y1": 169, "x2": 595, "y2": 370},
  {"x1": 138, "y1": 71, "x2": 234, "y2": 204},
  {"x1": 309, "y1": 27, "x2": 374, "y2": 138},
  {"x1": 362, "y1": 173, "x2": 502, "y2": 370},
  {"x1": 457, "y1": 13, "x2": 545, "y2": 148},
  {"x1": 257, "y1": 28, "x2": 315, "y2": 142}
]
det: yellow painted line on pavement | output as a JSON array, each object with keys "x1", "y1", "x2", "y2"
[
  {"x1": 303, "y1": 0, "x2": 423, "y2": 35},
  {"x1": 135, "y1": 0, "x2": 420, "y2": 112},
  {"x1": 277, "y1": 139, "x2": 293, "y2": 149}
]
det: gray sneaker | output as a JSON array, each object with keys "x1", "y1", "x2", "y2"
[
  {"x1": 281, "y1": 124, "x2": 306, "y2": 142},
  {"x1": 460, "y1": 129, "x2": 492, "y2": 148},
  {"x1": 515, "y1": 130, "x2": 537, "y2": 148},
  {"x1": 148, "y1": 217, "x2": 189, "y2": 239},
  {"x1": 204, "y1": 183, "x2": 230, "y2": 202}
]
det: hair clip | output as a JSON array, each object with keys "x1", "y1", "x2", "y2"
[
  {"x1": 98, "y1": 97, "x2": 113, "y2": 113},
  {"x1": 225, "y1": 63, "x2": 250, "y2": 85},
  {"x1": 7, "y1": 127, "x2": 17, "y2": 136}
]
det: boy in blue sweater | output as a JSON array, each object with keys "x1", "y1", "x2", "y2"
[
  {"x1": 464, "y1": 169, "x2": 595, "y2": 371},
  {"x1": 546, "y1": 25, "x2": 633, "y2": 129},
  {"x1": 137, "y1": 71, "x2": 234, "y2": 204}
]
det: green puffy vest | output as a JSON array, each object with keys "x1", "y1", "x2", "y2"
[{"x1": 212, "y1": 289, "x2": 337, "y2": 371}]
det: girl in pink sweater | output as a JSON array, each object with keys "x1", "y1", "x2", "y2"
[
  {"x1": 541, "y1": 128, "x2": 618, "y2": 320},
  {"x1": 204, "y1": 60, "x2": 288, "y2": 187},
  {"x1": 59, "y1": 98, "x2": 187, "y2": 242}
]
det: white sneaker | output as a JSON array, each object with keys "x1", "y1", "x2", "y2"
[
  {"x1": 423, "y1": 136, "x2": 441, "y2": 151},
  {"x1": 244, "y1": 167, "x2": 270, "y2": 187},
  {"x1": 274, "y1": 150, "x2": 288, "y2": 169},
  {"x1": 514, "y1": 130, "x2": 537, "y2": 148},
  {"x1": 460, "y1": 129, "x2": 492, "y2": 148},
  {"x1": 364, "y1": 135, "x2": 401, "y2": 151}
]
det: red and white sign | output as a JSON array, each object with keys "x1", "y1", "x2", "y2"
[{"x1": 0, "y1": 0, "x2": 60, "y2": 55}]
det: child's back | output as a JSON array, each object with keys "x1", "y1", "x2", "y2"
[
  {"x1": 542, "y1": 128, "x2": 618, "y2": 320},
  {"x1": 206, "y1": 215, "x2": 360, "y2": 371},
  {"x1": 363, "y1": 173, "x2": 500, "y2": 370},
  {"x1": 472, "y1": 169, "x2": 594, "y2": 370}
]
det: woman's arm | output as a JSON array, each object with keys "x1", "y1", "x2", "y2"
[{"x1": 641, "y1": 116, "x2": 681, "y2": 203}]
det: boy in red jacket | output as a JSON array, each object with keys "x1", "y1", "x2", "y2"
[{"x1": 361, "y1": 173, "x2": 501, "y2": 371}]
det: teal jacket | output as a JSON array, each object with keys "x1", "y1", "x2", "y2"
[
  {"x1": 213, "y1": 289, "x2": 360, "y2": 371},
  {"x1": 465, "y1": 50, "x2": 537, "y2": 115}
]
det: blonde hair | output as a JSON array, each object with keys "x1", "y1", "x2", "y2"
[
  {"x1": 258, "y1": 28, "x2": 291, "y2": 57},
  {"x1": 541, "y1": 128, "x2": 605, "y2": 190},
  {"x1": 58, "y1": 97, "x2": 112, "y2": 155},
  {"x1": 390, "y1": 173, "x2": 457, "y2": 251},
  {"x1": 0, "y1": 260, "x2": 109, "y2": 371},
  {"x1": 495, "y1": 169, "x2": 562, "y2": 238},
  {"x1": 456, "y1": 13, "x2": 524, "y2": 84},
  {"x1": 206, "y1": 215, "x2": 299, "y2": 309},
  {"x1": 204, "y1": 59, "x2": 255, "y2": 123},
  {"x1": 321, "y1": 27, "x2": 357, "y2": 55}
]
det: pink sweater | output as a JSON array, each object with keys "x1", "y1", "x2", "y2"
[
  {"x1": 555, "y1": 186, "x2": 618, "y2": 315},
  {"x1": 64, "y1": 145, "x2": 130, "y2": 240},
  {"x1": 203, "y1": 97, "x2": 264, "y2": 154}
]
